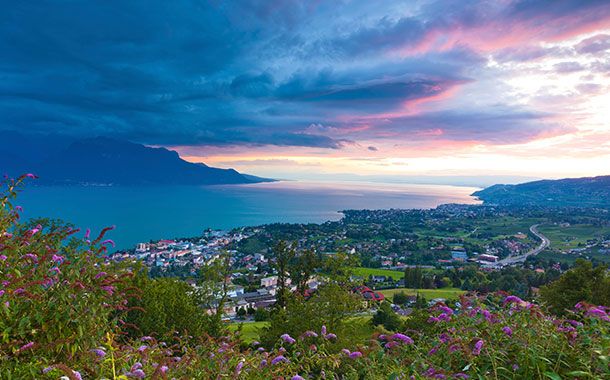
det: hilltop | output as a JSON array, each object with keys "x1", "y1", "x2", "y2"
[{"x1": 473, "y1": 175, "x2": 610, "y2": 208}]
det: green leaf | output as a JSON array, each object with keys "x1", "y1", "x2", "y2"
[{"x1": 543, "y1": 372, "x2": 562, "y2": 380}]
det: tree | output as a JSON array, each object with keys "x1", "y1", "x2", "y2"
[
  {"x1": 392, "y1": 291, "x2": 410, "y2": 305},
  {"x1": 197, "y1": 251, "x2": 232, "y2": 337},
  {"x1": 371, "y1": 301, "x2": 402, "y2": 331},
  {"x1": 273, "y1": 241, "x2": 294, "y2": 308},
  {"x1": 540, "y1": 259, "x2": 610, "y2": 315}
]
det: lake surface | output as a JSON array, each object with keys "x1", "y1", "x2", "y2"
[{"x1": 16, "y1": 181, "x2": 480, "y2": 249}]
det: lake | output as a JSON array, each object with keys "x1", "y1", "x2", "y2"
[{"x1": 16, "y1": 181, "x2": 481, "y2": 249}]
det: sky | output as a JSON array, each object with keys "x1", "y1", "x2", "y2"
[{"x1": 1, "y1": 0, "x2": 610, "y2": 182}]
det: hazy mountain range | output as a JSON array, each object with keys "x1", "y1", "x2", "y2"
[
  {"x1": 0, "y1": 131, "x2": 272, "y2": 185},
  {"x1": 473, "y1": 175, "x2": 610, "y2": 208}
]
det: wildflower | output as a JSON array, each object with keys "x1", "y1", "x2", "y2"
[
  {"x1": 280, "y1": 334, "x2": 296, "y2": 344},
  {"x1": 453, "y1": 373, "x2": 469, "y2": 379},
  {"x1": 586, "y1": 307, "x2": 610, "y2": 321},
  {"x1": 91, "y1": 348, "x2": 106, "y2": 358},
  {"x1": 481, "y1": 309, "x2": 492, "y2": 322},
  {"x1": 428, "y1": 346, "x2": 439, "y2": 355},
  {"x1": 391, "y1": 333, "x2": 414, "y2": 344},
  {"x1": 385, "y1": 341, "x2": 400, "y2": 349},
  {"x1": 234, "y1": 361, "x2": 244, "y2": 376},
  {"x1": 159, "y1": 366, "x2": 168, "y2": 374},
  {"x1": 0, "y1": 290, "x2": 4, "y2": 297},
  {"x1": 42, "y1": 366, "x2": 54, "y2": 374},
  {"x1": 438, "y1": 313, "x2": 451, "y2": 322},
  {"x1": 95, "y1": 271, "x2": 107, "y2": 280},
  {"x1": 19, "y1": 342, "x2": 34, "y2": 351},
  {"x1": 0, "y1": 255, "x2": 6, "y2": 261},
  {"x1": 137, "y1": 345, "x2": 148, "y2": 353},
  {"x1": 102, "y1": 239, "x2": 116, "y2": 248},
  {"x1": 301, "y1": 330, "x2": 318, "y2": 338},
  {"x1": 50, "y1": 267, "x2": 61, "y2": 275},
  {"x1": 252, "y1": 341, "x2": 260, "y2": 346},
  {"x1": 271, "y1": 355, "x2": 289, "y2": 365},
  {"x1": 257, "y1": 347, "x2": 265, "y2": 352},
  {"x1": 13, "y1": 288, "x2": 25, "y2": 296},
  {"x1": 502, "y1": 326, "x2": 513, "y2": 337},
  {"x1": 438, "y1": 305, "x2": 453, "y2": 315},
  {"x1": 349, "y1": 351, "x2": 363, "y2": 359},
  {"x1": 260, "y1": 359, "x2": 267, "y2": 368},
  {"x1": 449, "y1": 344, "x2": 460, "y2": 353},
  {"x1": 73, "y1": 371, "x2": 82, "y2": 380},
  {"x1": 341, "y1": 348, "x2": 351, "y2": 355},
  {"x1": 127, "y1": 369, "x2": 145, "y2": 378},
  {"x1": 503, "y1": 295, "x2": 524, "y2": 305},
  {"x1": 141, "y1": 336, "x2": 153, "y2": 342},
  {"x1": 292, "y1": 375, "x2": 305, "y2": 380},
  {"x1": 324, "y1": 333, "x2": 337, "y2": 340},
  {"x1": 51, "y1": 254, "x2": 64, "y2": 263},
  {"x1": 439, "y1": 333, "x2": 450, "y2": 344},
  {"x1": 321, "y1": 325, "x2": 327, "y2": 335},
  {"x1": 428, "y1": 316, "x2": 440, "y2": 323},
  {"x1": 309, "y1": 344, "x2": 317, "y2": 352},
  {"x1": 23, "y1": 253, "x2": 38, "y2": 261},
  {"x1": 472, "y1": 340, "x2": 483, "y2": 355},
  {"x1": 101, "y1": 285, "x2": 115, "y2": 295}
]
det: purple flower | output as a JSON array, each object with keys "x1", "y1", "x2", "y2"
[
  {"x1": 453, "y1": 373, "x2": 470, "y2": 379},
  {"x1": 280, "y1": 334, "x2": 296, "y2": 344},
  {"x1": 25, "y1": 173, "x2": 38, "y2": 179},
  {"x1": 0, "y1": 255, "x2": 6, "y2": 261},
  {"x1": 482, "y1": 309, "x2": 492, "y2": 322},
  {"x1": 50, "y1": 267, "x2": 60, "y2": 275},
  {"x1": 428, "y1": 346, "x2": 439, "y2": 355},
  {"x1": 141, "y1": 336, "x2": 153, "y2": 342},
  {"x1": 234, "y1": 361, "x2": 244, "y2": 376},
  {"x1": 95, "y1": 271, "x2": 107, "y2": 280},
  {"x1": 504, "y1": 295, "x2": 524, "y2": 305},
  {"x1": 14, "y1": 288, "x2": 26, "y2": 296},
  {"x1": 23, "y1": 253, "x2": 38, "y2": 262},
  {"x1": 320, "y1": 325, "x2": 327, "y2": 335},
  {"x1": 260, "y1": 359, "x2": 267, "y2": 368},
  {"x1": 301, "y1": 330, "x2": 318, "y2": 338},
  {"x1": 0, "y1": 290, "x2": 4, "y2": 297},
  {"x1": 137, "y1": 345, "x2": 148, "y2": 353},
  {"x1": 391, "y1": 333, "x2": 414, "y2": 345},
  {"x1": 385, "y1": 341, "x2": 400, "y2": 349},
  {"x1": 51, "y1": 254, "x2": 64, "y2": 263},
  {"x1": 91, "y1": 348, "x2": 106, "y2": 358},
  {"x1": 449, "y1": 344, "x2": 460, "y2": 353},
  {"x1": 586, "y1": 307, "x2": 610, "y2": 321},
  {"x1": 349, "y1": 351, "x2": 363, "y2": 359},
  {"x1": 438, "y1": 306, "x2": 453, "y2": 315},
  {"x1": 324, "y1": 333, "x2": 337, "y2": 340},
  {"x1": 42, "y1": 366, "x2": 54, "y2": 374},
  {"x1": 292, "y1": 376, "x2": 304, "y2": 380},
  {"x1": 126, "y1": 369, "x2": 145, "y2": 378},
  {"x1": 472, "y1": 339, "x2": 484, "y2": 355},
  {"x1": 101, "y1": 285, "x2": 115, "y2": 295},
  {"x1": 341, "y1": 348, "x2": 351, "y2": 355},
  {"x1": 102, "y1": 239, "x2": 116, "y2": 248},
  {"x1": 271, "y1": 355, "x2": 289, "y2": 365},
  {"x1": 160, "y1": 365, "x2": 168, "y2": 374},
  {"x1": 439, "y1": 333, "x2": 450, "y2": 344},
  {"x1": 502, "y1": 326, "x2": 513, "y2": 337},
  {"x1": 19, "y1": 342, "x2": 34, "y2": 351},
  {"x1": 73, "y1": 371, "x2": 82, "y2": 380},
  {"x1": 428, "y1": 316, "x2": 440, "y2": 323}
]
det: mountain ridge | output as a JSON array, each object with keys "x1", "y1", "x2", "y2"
[{"x1": 0, "y1": 132, "x2": 273, "y2": 186}]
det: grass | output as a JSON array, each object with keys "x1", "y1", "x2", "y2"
[
  {"x1": 378, "y1": 287, "x2": 465, "y2": 300},
  {"x1": 350, "y1": 267, "x2": 405, "y2": 279},
  {"x1": 228, "y1": 321, "x2": 268, "y2": 343},
  {"x1": 538, "y1": 224, "x2": 610, "y2": 251}
]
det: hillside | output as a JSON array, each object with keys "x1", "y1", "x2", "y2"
[
  {"x1": 0, "y1": 132, "x2": 273, "y2": 185},
  {"x1": 473, "y1": 175, "x2": 610, "y2": 208}
]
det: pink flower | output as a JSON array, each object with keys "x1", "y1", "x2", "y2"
[
  {"x1": 51, "y1": 254, "x2": 64, "y2": 263},
  {"x1": 0, "y1": 255, "x2": 6, "y2": 261},
  {"x1": 24, "y1": 173, "x2": 38, "y2": 179},
  {"x1": 504, "y1": 295, "x2": 524, "y2": 305}
]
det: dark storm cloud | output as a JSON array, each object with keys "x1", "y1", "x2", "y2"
[{"x1": 0, "y1": 1, "x2": 607, "y2": 149}]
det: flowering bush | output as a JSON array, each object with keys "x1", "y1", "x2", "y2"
[{"x1": 1, "y1": 177, "x2": 609, "y2": 379}]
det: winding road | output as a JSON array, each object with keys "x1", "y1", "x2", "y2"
[{"x1": 495, "y1": 224, "x2": 550, "y2": 266}]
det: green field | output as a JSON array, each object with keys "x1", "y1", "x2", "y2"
[
  {"x1": 378, "y1": 287, "x2": 464, "y2": 300},
  {"x1": 539, "y1": 224, "x2": 610, "y2": 251},
  {"x1": 228, "y1": 321, "x2": 268, "y2": 342},
  {"x1": 350, "y1": 267, "x2": 405, "y2": 279}
]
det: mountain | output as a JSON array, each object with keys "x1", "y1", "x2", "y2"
[
  {"x1": 0, "y1": 132, "x2": 273, "y2": 185},
  {"x1": 472, "y1": 175, "x2": 610, "y2": 208}
]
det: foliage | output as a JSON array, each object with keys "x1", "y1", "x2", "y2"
[
  {"x1": 540, "y1": 259, "x2": 610, "y2": 315},
  {"x1": 371, "y1": 301, "x2": 402, "y2": 331}
]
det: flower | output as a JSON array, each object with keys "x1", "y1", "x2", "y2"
[
  {"x1": 0, "y1": 255, "x2": 6, "y2": 261},
  {"x1": 504, "y1": 295, "x2": 524, "y2": 305},
  {"x1": 301, "y1": 330, "x2": 318, "y2": 338},
  {"x1": 234, "y1": 361, "x2": 244, "y2": 376},
  {"x1": 320, "y1": 325, "x2": 327, "y2": 335},
  {"x1": 101, "y1": 239, "x2": 116, "y2": 247},
  {"x1": 280, "y1": 334, "x2": 296, "y2": 344},
  {"x1": 137, "y1": 345, "x2": 148, "y2": 353},
  {"x1": 25, "y1": 173, "x2": 38, "y2": 179},
  {"x1": 391, "y1": 333, "x2": 414, "y2": 344},
  {"x1": 91, "y1": 348, "x2": 106, "y2": 358},
  {"x1": 472, "y1": 339, "x2": 484, "y2": 355},
  {"x1": 19, "y1": 342, "x2": 34, "y2": 351},
  {"x1": 324, "y1": 333, "x2": 337, "y2": 340},
  {"x1": 95, "y1": 271, "x2": 107, "y2": 279},
  {"x1": 271, "y1": 355, "x2": 289, "y2": 365},
  {"x1": 292, "y1": 376, "x2": 304, "y2": 380},
  {"x1": 349, "y1": 351, "x2": 363, "y2": 359},
  {"x1": 126, "y1": 369, "x2": 145, "y2": 378},
  {"x1": 51, "y1": 254, "x2": 64, "y2": 263},
  {"x1": 502, "y1": 326, "x2": 513, "y2": 337}
]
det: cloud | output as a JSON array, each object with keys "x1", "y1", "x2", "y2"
[
  {"x1": 0, "y1": 0, "x2": 607, "y2": 152},
  {"x1": 367, "y1": 146, "x2": 378, "y2": 151}
]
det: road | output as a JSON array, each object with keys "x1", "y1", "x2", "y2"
[{"x1": 495, "y1": 224, "x2": 550, "y2": 266}]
